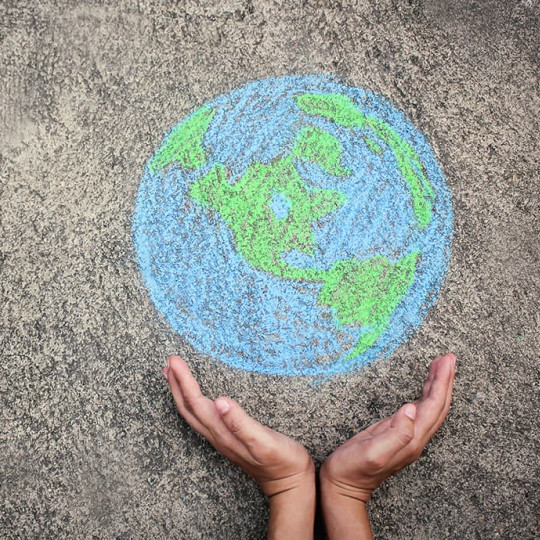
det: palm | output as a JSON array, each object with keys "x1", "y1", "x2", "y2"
[
  {"x1": 163, "y1": 356, "x2": 314, "y2": 498},
  {"x1": 322, "y1": 354, "x2": 456, "y2": 502}
]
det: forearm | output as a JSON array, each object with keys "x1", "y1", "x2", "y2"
[
  {"x1": 267, "y1": 481, "x2": 316, "y2": 540},
  {"x1": 320, "y1": 479, "x2": 373, "y2": 540}
]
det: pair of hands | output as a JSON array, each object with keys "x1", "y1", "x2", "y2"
[{"x1": 163, "y1": 353, "x2": 456, "y2": 539}]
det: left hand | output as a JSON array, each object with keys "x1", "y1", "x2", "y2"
[
  {"x1": 320, "y1": 353, "x2": 456, "y2": 503},
  {"x1": 163, "y1": 356, "x2": 315, "y2": 499}
]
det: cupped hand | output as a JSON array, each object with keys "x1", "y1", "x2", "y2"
[
  {"x1": 320, "y1": 353, "x2": 456, "y2": 503},
  {"x1": 163, "y1": 356, "x2": 314, "y2": 499}
]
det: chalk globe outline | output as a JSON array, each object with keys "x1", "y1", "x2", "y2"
[{"x1": 133, "y1": 75, "x2": 453, "y2": 377}]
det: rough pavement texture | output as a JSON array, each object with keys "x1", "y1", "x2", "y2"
[{"x1": 1, "y1": 1, "x2": 539, "y2": 538}]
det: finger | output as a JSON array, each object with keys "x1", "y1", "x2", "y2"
[
  {"x1": 414, "y1": 353, "x2": 455, "y2": 446},
  {"x1": 215, "y1": 397, "x2": 274, "y2": 451},
  {"x1": 168, "y1": 356, "x2": 206, "y2": 408},
  {"x1": 360, "y1": 396, "x2": 414, "y2": 440},
  {"x1": 169, "y1": 356, "x2": 224, "y2": 433},
  {"x1": 364, "y1": 416, "x2": 392, "y2": 437},
  {"x1": 168, "y1": 357, "x2": 233, "y2": 440},
  {"x1": 369, "y1": 355, "x2": 453, "y2": 442},
  {"x1": 166, "y1": 359, "x2": 214, "y2": 441},
  {"x1": 365, "y1": 357, "x2": 442, "y2": 439},
  {"x1": 364, "y1": 404, "x2": 416, "y2": 468},
  {"x1": 426, "y1": 353, "x2": 456, "y2": 439},
  {"x1": 167, "y1": 357, "x2": 250, "y2": 460},
  {"x1": 421, "y1": 354, "x2": 444, "y2": 398}
]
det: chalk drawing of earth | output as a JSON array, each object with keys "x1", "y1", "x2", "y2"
[{"x1": 133, "y1": 75, "x2": 453, "y2": 376}]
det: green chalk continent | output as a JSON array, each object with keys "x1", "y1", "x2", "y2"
[
  {"x1": 150, "y1": 106, "x2": 216, "y2": 173},
  {"x1": 295, "y1": 93, "x2": 435, "y2": 230},
  {"x1": 364, "y1": 136, "x2": 383, "y2": 156},
  {"x1": 190, "y1": 157, "x2": 343, "y2": 282},
  {"x1": 318, "y1": 252, "x2": 418, "y2": 359},
  {"x1": 292, "y1": 126, "x2": 351, "y2": 177},
  {"x1": 189, "y1": 118, "x2": 421, "y2": 358}
]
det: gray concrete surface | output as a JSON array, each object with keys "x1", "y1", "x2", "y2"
[{"x1": 1, "y1": 1, "x2": 539, "y2": 538}]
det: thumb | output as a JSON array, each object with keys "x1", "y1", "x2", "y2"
[
  {"x1": 368, "y1": 403, "x2": 416, "y2": 464},
  {"x1": 390, "y1": 403, "x2": 416, "y2": 435},
  {"x1": 214, "y1": 397, "x2": 271, "y2": 450}
]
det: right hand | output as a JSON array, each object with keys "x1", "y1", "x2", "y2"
[{"x1": 320, "y1": 353, "x2": 456, "y2": 503}]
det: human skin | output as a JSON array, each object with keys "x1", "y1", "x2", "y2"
[
  {"x1": 320, "y1": 353, "x2": 456, "y2": 539},
  {"x1": 163, "y1": 353, "x2": 456, "y2": 539},
  {"x1": 163, "y1": 356, "x2": 316, "y2": 540}
]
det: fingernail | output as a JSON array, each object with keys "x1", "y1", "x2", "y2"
[
  {"x1": 215, "y1": 399, "x2": 230, "y2": 415},
  {"x1": 404, "y1": 404, "x2": 416, "y2": 420},
  {"x1": 162, "y1": 367, "x2": 169, "y2": 381},
  {"x1": 167, "y1": 356, "x2": 172, "y2": 368}
]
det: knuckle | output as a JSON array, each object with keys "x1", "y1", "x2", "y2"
[
  {"x1": 365, "y1": 451, "x2": 385, "y2": 471},
  {"x1": 227, "y1": 417, "x2": 243, "y2": 434},
  {"x1": 398, "y1": 429, "x2": 414, "y2": 446}
]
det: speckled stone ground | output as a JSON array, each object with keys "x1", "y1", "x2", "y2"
[{"x1": 1, "y1": 1, "x2": 539, "y2": 538}]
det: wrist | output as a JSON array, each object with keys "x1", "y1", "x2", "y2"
[
  {"x1": 262, "y1": 458, "x2": 316, "y2": 499},
  {"x1": 267, "y1": 472, "x2": 316, "y2": 540},
  {"x1": 320, "y1": 459, "x2": 374, "y2": 503},
  {"x1": 268, "y1": 469, "x2": 316, "y2": 512},
  {"x1": 320, "y1": 472, "x2": 373, "y2": 540}
]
